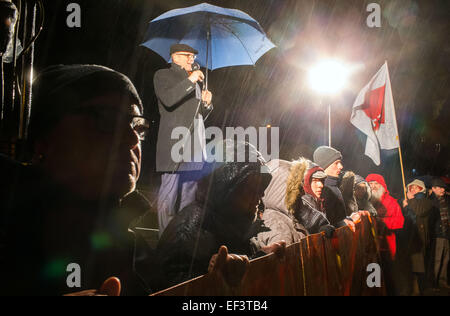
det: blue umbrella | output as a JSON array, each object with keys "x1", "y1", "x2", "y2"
[{"x1": 140, "y1": 2, "x2": 276, "y2": 88}]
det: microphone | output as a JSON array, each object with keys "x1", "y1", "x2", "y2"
[
  {"x1": 191, "y1": 62, "x2": 210, "y2": 107},
  {"x1": 191, "y1": 62, "x2": 201, "y2": 72},
  {"x1": 191, "y1": 62, "x2": 206, "y2": 89}
]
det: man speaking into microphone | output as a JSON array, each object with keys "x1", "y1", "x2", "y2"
[{"x1": 154, "y1": 43, "x2": 213, "y2": 235}]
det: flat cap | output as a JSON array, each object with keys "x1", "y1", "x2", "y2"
[
  {"x1": 431, "y1": 177, "x2": 447, "y2": 189},
  {"x1": 170, "y1": 43, "x2": 198, "y2": 55}
]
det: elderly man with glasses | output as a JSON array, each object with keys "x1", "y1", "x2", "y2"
[{"x1": 153, "y1": 43, "x2": 214, "y2": 236}]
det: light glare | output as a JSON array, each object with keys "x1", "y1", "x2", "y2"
[{"x1": 308, "y1": 60, "x2": 350, "y2": 95}]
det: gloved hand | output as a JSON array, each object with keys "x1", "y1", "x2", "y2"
[{"x1": 319, "y1": 224, "x2": 336, "y2": 238}]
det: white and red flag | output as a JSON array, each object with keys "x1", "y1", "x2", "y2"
[{"x1": 350, "y1": 62, "x2": 400, "y2": 165}]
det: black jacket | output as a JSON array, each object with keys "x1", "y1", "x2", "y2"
[
  {"x1": 295, "y1": 194, "x2": 331, "y2": 234},
  {"x1": 322, "y1": 176, "x2": 348, "y2": 227},
  {"x1": 404, "y1": 192, "x2": 437, "y2": 254},
  {"x1": 153, "y1": 63, "x2": 212, "y2": 172},
  {"x1": 0, "y1": 155, "x2": 152, "y2": 296},
  {"x1": 154, "y1": 143, "x2": 272, "y2": 291},
  {"x1": 429, "y1": 193, "x2": 450, "y2": 240}
]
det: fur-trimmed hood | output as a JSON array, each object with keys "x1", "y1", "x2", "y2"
[
  {"x1": 285, "y1": 158, "x2": 324, "y2": 215},
  {"x1": 263, "y1": 158, "x2": 322, "y2": 215},
  {"x1": 285, "y1": 158, "x2": 308, "y2": 214}
]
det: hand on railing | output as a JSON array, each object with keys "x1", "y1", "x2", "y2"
[
  {"x1": 350, "y1": 210, "x2": 371, "y2": 224},
  {"x1": 319, "y1": 224, "x2": 336, "y2": 238},
  {"x1": 344, "y1": 219, "x2": 356, "y2": 232},
  {"x1": 261, "y1": 240, "x2": 287, "y2": 259}
]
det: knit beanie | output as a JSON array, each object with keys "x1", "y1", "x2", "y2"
[
  {"x1": 29, "y1": 64, "x2": 143, "y2": 144},
  {"x1": 313, "y1": 146, "x2": 343, "y2": 170}
]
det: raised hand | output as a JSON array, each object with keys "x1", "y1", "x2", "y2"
[{"x1": 208, "y1": 245, "x2": 250, "y2": 287}]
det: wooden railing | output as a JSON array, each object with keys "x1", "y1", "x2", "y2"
[{"x1": 151, "y1": 215, "x2": 385, "y2": 296}]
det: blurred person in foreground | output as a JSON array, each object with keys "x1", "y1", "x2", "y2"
[
  {"x1": 0, "y1": 65, "x2": 156, "y2": 295},
  {"x1": 0, "y1": 65, "x2": 249, "y2": 296},
  {"x1": 154, "y1": 140, "x2": 286, "y2": 291}
]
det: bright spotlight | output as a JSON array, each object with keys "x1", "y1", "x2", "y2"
[{"x1": 308, "y1": 60, "x2": 350, "y2": 95}]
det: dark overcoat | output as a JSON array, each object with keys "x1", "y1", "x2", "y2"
[{"x1": 153, "y1": 63, "x2": 212, "y2": 172}]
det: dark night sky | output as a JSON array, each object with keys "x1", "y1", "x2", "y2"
[{"x1": 31, "y1": 0, "x2": 450, "y2": 198}]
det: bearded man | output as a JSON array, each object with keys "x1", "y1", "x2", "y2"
[
  {"x1": 366, "y1": 174, "x2": 405, "y2": 295},
  {"x1": 366, "y1": 174, "x2": 405, "y2": 260}
]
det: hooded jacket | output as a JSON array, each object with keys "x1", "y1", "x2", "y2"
[
  {"x1": 366, "y1": 174, "x2": 405, "y2": 259},
  {"x1": 285, "y1": 158, "x2": 332, "y2": 234},
  {"x1": 154, "y1": 141, "x2": 272, "y2": 290},
  {"x1": 354, "y1": 175, "x2": 378, "y2": 217},
  {"x1": 259, "y1": 160, "x2": 307, "y2": 245},
  {"x1": 339, "y1": 171, "x2": 359, "y2": 216}
]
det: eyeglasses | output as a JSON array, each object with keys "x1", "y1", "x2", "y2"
[
  {"x1": 72, "y1": 107, "x2": 150, "y2": 141},
  {"x1": 129, "y1": 116, "x2": 151, "y2": 141},
  {"x1": 175, "y1": 53, "x2": 197, "y2": 60}
]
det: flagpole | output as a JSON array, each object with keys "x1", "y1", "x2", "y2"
[{"x1": 397, "y1": 143, "x2": 407, "y2": 201}]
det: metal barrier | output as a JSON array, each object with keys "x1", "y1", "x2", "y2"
[{"x1": 151, "y1": 215, "x2": 385, "y2": 296}]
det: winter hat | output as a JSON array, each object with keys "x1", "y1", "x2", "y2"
[
  {"x1": 354, "y1": 174, "x2": 367, "y2": 186},
  {"x1": 170, "y1": 43, "x2": 198, "y2": 55},
  {"x1": 285, "y1": 158, "x2": 325, "y2": 213},
  {"x1": 313, "y1": 146, "x2": 342, "y2": 170},
  {"x1": 29, "y1": 64, "x2": 143, "y2": 144},
  {"x1": 303, "y1": 160, "x2": 326, "y2": 198},
  {"x1": 431, "y1": 177, "x2": 447, "y2": 189},
  {"x1": 198, "y1": 139, "x2": 272, "y2": 212},
  {"x1": 366, "y1": 174, "x2": 389, "y2": 195},
  {"x1": 407, "y1": 179, "x2": 426, "y2": 193}
]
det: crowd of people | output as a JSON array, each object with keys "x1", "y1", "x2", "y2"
[{"x1": 0, "y1": 43, "x2": 448, "y2": 296}]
